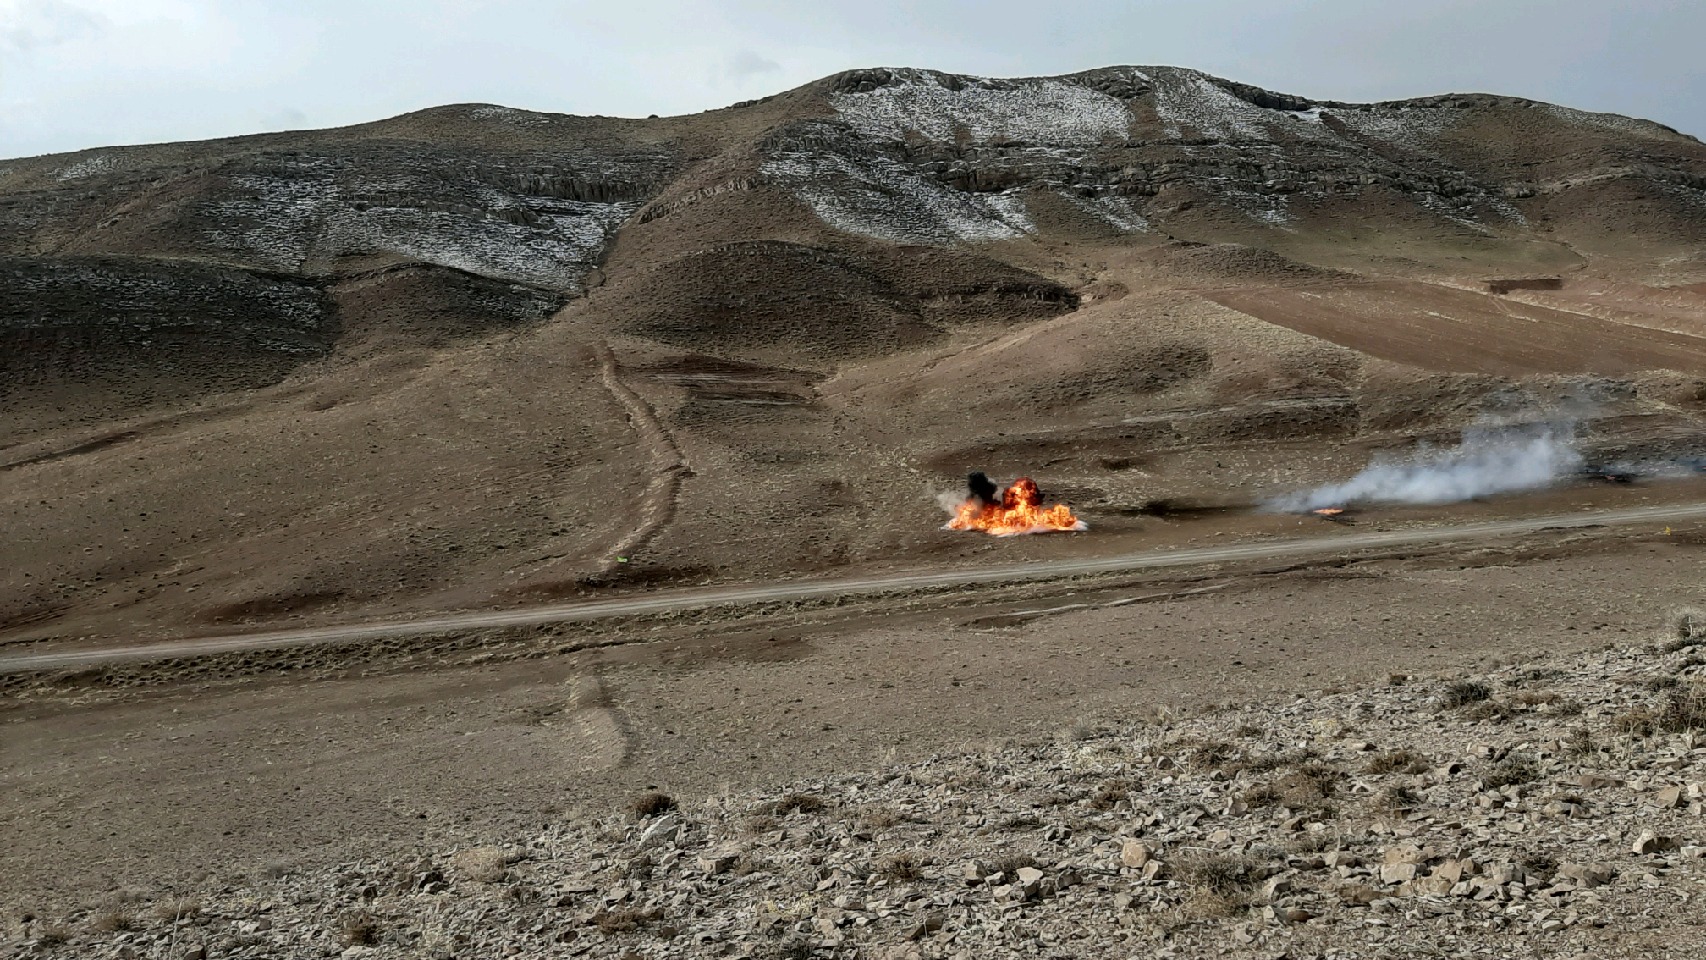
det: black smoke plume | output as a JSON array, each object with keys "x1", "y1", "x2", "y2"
[{"x1": 967, "y1": 471, "x2": 999, "y2": 506}]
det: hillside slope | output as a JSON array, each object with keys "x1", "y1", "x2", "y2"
[{"x1": 4, "y1": 66, "x2": 1706, "y2": 645}]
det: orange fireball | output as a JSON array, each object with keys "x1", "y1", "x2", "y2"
[{"x1": 947, "y1": 477, "x2": 1086, "y2": 536}]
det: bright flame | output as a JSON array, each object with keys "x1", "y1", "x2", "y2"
[
  {"x1": 946, "y1": 477, "x2": 1087, "y2": 537},
  {"x1": 1312, "y1": 508, "x2": 1345, "y2": 517}
]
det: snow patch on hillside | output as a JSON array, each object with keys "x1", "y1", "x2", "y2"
[
  {"x1": 470, "y1": 106, "x2": 553, "y2": 127},
  {"x1": 1067, "y1": 194, "x2": 1151, "y2": 233},
  {"x1": 763, "y1": 150, "x2": 1033, "y2": 244},
  {"x1": 201, "y1": 158, "x2": 641, "y2": 288},
  {"x1": 831, "y1": 71, "x2": 1132, "y2": 146},
  {"x1": 1333, "y1": 106, "x2": 1459, "y2": 151},
  {"x1": 57, "y1": 155, "x2": 115, "y2": 181}
]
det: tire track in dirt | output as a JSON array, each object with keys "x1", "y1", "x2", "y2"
[
  {"x1": 558, "y1": 671, "x2": 632, "y2": 770},
  {"x1": 595, "y1": 341, "x2": 691, "y2": 572}
]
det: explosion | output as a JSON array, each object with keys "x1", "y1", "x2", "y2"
[{"x1": 945, "y1": 473, "x2": 1087, "y2": 536}]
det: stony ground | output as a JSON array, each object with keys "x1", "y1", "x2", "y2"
[{"x1": 9, "y1": 615, "x2": 1706, "y2": 960}]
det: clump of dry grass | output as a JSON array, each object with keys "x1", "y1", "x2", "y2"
[
  {"x1": 1247, "y1": 763, "x2": 1343, "y2": 811},
  {"x1": 1485, "y1": 754, "x2": 1538, "y2": 788},
  {"x1": 1374, "y1": 784, "x2": 1421, "y2": 815},
  {"x1": 1186, "y1": 739, "x2": 1239, "y2": 771},
  {"x1": 630, "y1": 792, "x2": 676, "y2": 819},
  {"x1": 1661, "y1": 607, "x2": 1706, "y2": 652},
  {"x1": 1088, "y1": 781, "x2": 1129, "y2": 810},
  {"x1": 452, "y1": 846, "x2": 509, "y2": 883},
  {"x1": 769, "y1": 793, "x2": 829, "y2": 816},
  {"x1": 1365, "y1": 748, "x2": 1430, "y2": 775},
  {"x1": 1171, "y1": 851, "x2": 1267, "y2": 918},
  {"x1": 1657, "y1": 685, "x2": 1706, "y2": 732},
  {"x1": 36, "y1": 926, "x2": 70, "y2": 947},
  {"x1": 1613, "y1": 707, "x2": 1657, "y2": 737},
  {"x1": 90, "y1": 909, "x2": 136, "y2": 933},
  {"x1": 1442, "y1": 680, "x2": 1492, "y2": 708},
  {"x1": 1564, "y1": 726, "x2": 1597, "y2": 756},
  {"x1": 857, "y1": 806, "x2": 906, "y2": 829},
  {"x1": 740, "y1": 813, "x2": 779, "y2": 835},
  {"x1": 149, "y1": 897, "x2": 199, "y2": 922},
  {"x1": 1462, "y1": 699, "x2": 1514, "y2": 723},
  {"x1": 876, "y1": 851, "x2": 925, "y2": 881}
]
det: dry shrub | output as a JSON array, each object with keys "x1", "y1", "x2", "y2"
[
  {"x1": 1257, "y1": 764, "x2": 1344, "y2": 810},
  {"x1": 1242, "y1": 782, "x2": 1282, "y2": 808},
  {"x1": 1173, "y1": 851, "x2": 1266, "y2": 901},
  {"x1": 741, "y1": 814, "x2": 779, "y2": 836},
  {"x1": 1564, "y1": 726, "x2": 1597, "y2": 756},
  {"x1": 1485, "y1": 754, "x2": 1538, "y2": 788},
  {"x1": 1662, "y1": 607, "x2": 1706, "y2": 651},
  {"x1": 452, "y1": 846, "x2": 508, "y2": 883},
  {"x1": 1614, "y1": 707, "x2": 1657, "y2": 737},
  {"x1": 731, "y1": 854, "x2": 770, "y2": 876},
  {"x1": 1365, "y1": 748, "x2": 1430, "y2": 775},
  {"x1": 36, "y1": 926, "x2": 70, "y2": 946},
  {"x1": 1657, "y1": 685, "x2": 1706, "y2": 732},
  {"x1": 149, "y1": 898, "x2": 199, "y2": 922},
  {"x1": 1284, "y1": 832, "x2": 1337, "y2": 854},
  {"x1": 1229, "y1": 748, "x2": 1320, "y2": 776},
  {"x1": 770, "y1": 793, "x2": 828, "y2": 816},
  {"x1": 340, "y1": 912, "x2": 381, "y2": 947},
  {"x1": 876, "y1": 851, "x2": 925, "y2": 881},
  {"x1": 1186, "y1": 739, "x2": 1239, "y2": 770},
  {"x1": 1179, "y1": 887, "x2": 1248, "y2": 920},
  {"x1": 1442, "y1": 680, "x2": 1492, "y2": 708},
  {"x1": 1375, "y1": 784, "x2": 1421, "y2": 815},
  {"x1": 90, "y1": 910, "x2": 136, "y2": 933},
  {"x1": 1089, "y1": 782, "x2": 1129, "y2": 810},
  {"x1": 1462, "y1": 700, "x2": 1513, "y2": 723},
  {"x1": 858, "y1": 806, "x2": 905, "y2": 829},
  {"x1": 630, "y1": 792, "x2": 675, "y2": 819}
]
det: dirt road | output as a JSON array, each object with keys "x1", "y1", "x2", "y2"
[{"x1": 5, "y1": 500, "x2": 1702, "y2": 674}]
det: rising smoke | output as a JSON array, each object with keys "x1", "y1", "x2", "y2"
[{"x1": 1270, "y1": 422, "x2": 1584, "y2": 512}]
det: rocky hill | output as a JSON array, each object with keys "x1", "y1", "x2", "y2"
[{"x1": 3, "y1": 66, "x2": 1706, "y2": 646}]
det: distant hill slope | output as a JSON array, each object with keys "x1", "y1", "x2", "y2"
[{"x1": 3, "y1": 67, "x2": 1705, "y2": 646}]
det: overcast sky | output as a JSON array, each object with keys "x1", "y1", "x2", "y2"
[{"x1": 3, "y1": 0, "x2": 1703, "y2": 159}]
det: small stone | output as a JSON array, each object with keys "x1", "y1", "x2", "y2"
[
  {"x1": 696, "y1": 848, "x2": 739, "y2": 875},
  {"x1": 1632, "y1": 831, "x2": 1674, "y2": 855},
  {"x1": 1120, "y1": 840, "x2": 1153, "y2": 868},
  {"x1": 1654, "y1": 786, "x2": 1686, "y2": 809},
  {"x1": 1380, "y1": 862, "x2": 1418, "y2": 884},
  {"x1": 638, "y1": 815, "x2": 681, "y2": 850},
  {"x1": 1556, "y1": 863, "x2": 1614, "y2": 889}
]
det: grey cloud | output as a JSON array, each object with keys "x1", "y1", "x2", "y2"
[
  {"x1": 0, "y1": 0, "x2": 104, "y2": 52},
  {"x1": 725, "y1": 49, "x2": 780, "y2": 82}
]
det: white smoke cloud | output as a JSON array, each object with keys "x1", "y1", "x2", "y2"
[{"x1": 1271, "y1": 422, "x2": 1583, "y2": 511}]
